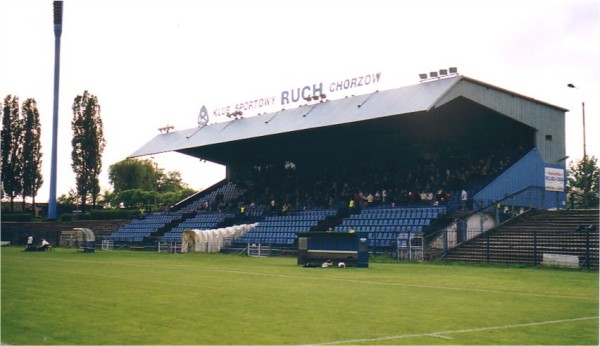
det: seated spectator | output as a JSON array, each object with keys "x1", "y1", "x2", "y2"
[
  {"x1": 281, "y1": 202, "x2": 290, "y2": 215},
  {"x1": 39, "y1": 238, "x2": 50, "y2": 252},
  {"x1": 366, "y1": 193, "x2": 374, "y2": 206}
]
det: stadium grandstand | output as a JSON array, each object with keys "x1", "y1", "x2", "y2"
[{"x1": 101, "y1": 75, "x2": 593, "y2": 264}]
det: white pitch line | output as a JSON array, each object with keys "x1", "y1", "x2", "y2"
[
  {"x1": 428, "y1": 333, "x2": 454, "y2": 340},
  {"x1": 319, "y1": 316, "x2": 599, "y2": 345}
]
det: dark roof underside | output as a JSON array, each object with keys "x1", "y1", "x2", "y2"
[{"x1": 177, "y1": 97, "x2": 535, "y2": 167}]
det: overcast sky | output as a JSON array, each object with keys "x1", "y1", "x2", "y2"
[{"x1": 1, "y1": 0, "x2": 599, "y2": 203}]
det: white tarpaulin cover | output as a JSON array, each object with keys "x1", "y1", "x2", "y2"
[
  {"x1": 73, "y1": 228, "x2": 95, "y2": 242},
  {"x1": 181, "y1": 224, "x2": 257, "y2": 253}
]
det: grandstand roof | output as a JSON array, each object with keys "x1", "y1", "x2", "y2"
[{"x1": 130, "y1": 75, "x2": 567, "y2": 166}]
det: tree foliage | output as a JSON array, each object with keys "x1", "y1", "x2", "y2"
[
  {"x1": 567, "y1": 156, "x2": 599, "y2": 209},
  {"x1": 57, "y1": 188, "x2": 78, "y2": 207},
  {"x1": 1, "y1": 95, "x2": 45, "y2": 214},
  {"x1": 2, "y1": 95, "x2": 43, "y2": 212},
  {"x1": 109, "y1": 158, "x2": 156, "y2": 192},
  {"x1": 71, "y1": 91, "x2": 105, "y2": 211},
  {"x1": 157, "y1": 170, "x2": 186, "y2": 193},
  {"x1": 21, "y1": 98, "x2": 43, "y2": 209},
  {"x1": 108, "y1": 158, "x2": 195, "y2": 210},
  {"x1": 1, "y1": 95, "x2": 23, "y2": 212}
]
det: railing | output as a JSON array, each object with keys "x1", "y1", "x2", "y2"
[
  {"x1": 424, "y1": 185, "x2": 545, "y2": 260},
  {"x1": 157, "y1": 241, "x2": 181, "y2": 253},
  {"x1": 425, "y1": 223, "x2": 499, "y2": 260},
  {"x1": 170, "y1": 179, "x2": 228, "y2": 212},
  {"x1": 472, "y1": 185, "x2": 562, "y2": 218},
  {"x1": 444, "y1": 228, "x2": 598, "y2": 269},
  {"x1": 248, "y1": 243, "x2": 271, "y2": 257}
]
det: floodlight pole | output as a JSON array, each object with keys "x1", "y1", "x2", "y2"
[
  {"x1": 567, "y1": 83, "x2": 586, "y2": 159},
  {"x1": 48, "y1": 1, "x2": 63, "y2": 220},
  {"x1": 581, "y1": 100, "x2": 587, "y2": 159}
]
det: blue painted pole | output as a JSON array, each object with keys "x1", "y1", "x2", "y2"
[{"x1": 48, "y1": 1, "x2": 63, "y2": 220}]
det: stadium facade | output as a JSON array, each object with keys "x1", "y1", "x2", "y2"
[{"x1": 131, "y1": 75, "x2": 567, "y2": 210}]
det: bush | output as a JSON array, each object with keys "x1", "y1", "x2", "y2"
[
  {"x1": 74, "y1": 209, "x2": 141, "y2": 221},
  {"x1": 76, "y1": 213, "x2": 91, "y2": 220},
  {"x1": 60, "y1": 214, "x2": 73, "y2": 222},
  {"x1": 2, "y1": 213, "x2": 34, "y2": 222}
]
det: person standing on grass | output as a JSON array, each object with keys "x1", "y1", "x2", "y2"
[{"x1": 26, "y1": 235, "x2": 34, "y2": 251}]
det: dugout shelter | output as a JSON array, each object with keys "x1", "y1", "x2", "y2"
[
  {"x1": 131, "y1": 75, "x2": 568, "y2": 210},
  {"x1": 73, "y1": 228, "x2": 96, "y2": 253},
  {"x1": 297, "y1": 231, "x2": 369, "y2": 267}
]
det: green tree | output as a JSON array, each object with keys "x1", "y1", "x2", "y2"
[
  {"x1": 71, "y1": 91, "x2": 105, "y2": 211},
  {"x1": 157, "y1": 170, "x2": 188, "y2": 193},
  {"x1": 567, "y1": 156, "x2": 599, "y2": 209},
  {"x1": 21, "y1": 98, "x2": 43, "y2": 213},
  {"x1": 109, "y1": 158, "x2": 156, "y2": 192},
  {"x1": 159, "y1": 188, "x2": 196, "y2": 207},
  {"x1": 108, "y1": 158, "x2": 195, "y2": 210},
  {"x1": 57, "y1": 188, "x2": 78, "y2": 207},
  {"x1": 112, "y1": 189, "x2": 156, "y2": 209},
  {"x1": 1, "y1": 95, "x2": 23, "y2": 212}
]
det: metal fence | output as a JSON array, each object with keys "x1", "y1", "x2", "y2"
[{"x1": 438, "y1": 227, "x2": 599, "y2": 269}]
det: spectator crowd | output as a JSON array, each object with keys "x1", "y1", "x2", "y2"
[{"x1": 231, "y1": 142, "x2": 527, "y2": 215}]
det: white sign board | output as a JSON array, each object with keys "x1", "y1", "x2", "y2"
[{"x1": 545, "y1": 167, "x2": 565, "y2": 192}]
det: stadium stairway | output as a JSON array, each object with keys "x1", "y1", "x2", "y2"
[
  {"x1": 171, "y1": 181, "x2": 247, "y2": 213},
  {"x1": 107, "y1": 213, "x2": 183, "y2": 243},
  {"x1": 444, "y1": 209, "x2": 599, "y2": 269},
  {"x1": 106, "y1": 181, "x2": 247, "y2": 246}
]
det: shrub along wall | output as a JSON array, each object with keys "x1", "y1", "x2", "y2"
[{"x1": 1, "y1": 220, "x2": 131, "y2": 246}]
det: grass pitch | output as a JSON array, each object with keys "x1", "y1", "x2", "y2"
[{"x1": 1, "y1": 247, "x2": 597, "y2": 345}]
